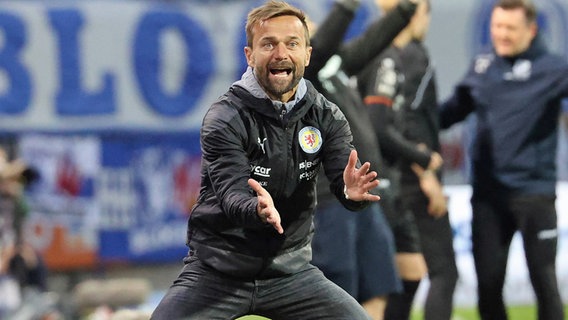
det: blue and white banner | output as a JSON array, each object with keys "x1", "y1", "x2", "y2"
[
  {"x1": 0, "y1": 0, "x2": 377, "y2": 132},
  {"x1": 0, "y1": 1, "x2": 235, "y2": 131},
  {"x1": 19, "y1": 134, "x2": 101, "y2": 269},
  {"x1": 96, "y1": 132, "x2": 202, "y2": 263},
  {"x1": 19, "y1": 132, "x2": 202, "y2": 267}
]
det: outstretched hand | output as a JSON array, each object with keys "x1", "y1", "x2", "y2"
[
  {"x1": 343, "y1": 150, "x2": 381, "y2": 202},
  {"x1": 248, "y1": 179, "x2": 284, "y2": 234}
]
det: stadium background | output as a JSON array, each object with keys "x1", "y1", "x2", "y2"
[{"x1": 0, "y1": 0, "x2": 566, "y2": 309}]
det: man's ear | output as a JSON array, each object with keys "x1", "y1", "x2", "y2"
[
  {"x1": 531, "y1": 23, "x2": 538, "y2": 39},
  {"x1": 244, "y1": 46, "x2": 254, "y2": 66},
  {"x1": 305, "y1": 46, "x2": 312, "y2": 67}
]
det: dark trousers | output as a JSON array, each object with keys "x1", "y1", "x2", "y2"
[
  {"x1": 471, "y1": 192, "x2": 564, "y2": 320},
  {"x1": 312, "y1": 202, "x2": 401, "y2": 302},
  {"x1": 402, "y1": 191, "x2": 458, "y2": 320},
  {"x1": 151, "y1": 255, "x2": 371, "y2": 320}
]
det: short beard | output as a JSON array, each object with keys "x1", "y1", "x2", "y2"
[{"x1": 255, "y1": 66, "x2": 303, "y2": 101}]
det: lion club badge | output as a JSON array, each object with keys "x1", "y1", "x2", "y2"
[{"x1": 298, "y1": 126, "x2": 322, "y2": 154}]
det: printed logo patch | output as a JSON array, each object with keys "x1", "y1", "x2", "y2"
[
  {"x1": 504, "y1": 59, "x2": 532, "y2": 81},
  {"x1": 298, "y1": 126, "x2": 322, "y2": 154},
  {"x1": 251, "y1": 165, "x2": 272, "y2": 178},
  {"x1": 474, "y1": 54, "x2": 493, "y2": 74}
]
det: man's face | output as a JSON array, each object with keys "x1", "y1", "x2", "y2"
[
  {"x1": 490, "y1": 7, "x2": 537, "y2": 57},
  {"x1": 245, "y1": 15, "x2": 312, "y2": 102}
]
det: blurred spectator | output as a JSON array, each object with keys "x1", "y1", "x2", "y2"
[
  {"x1": 439, "y1": 0, "x2": 568, "y2": 318},
  {"x1": 305, "y1": 0, "x2": 421, "y2": 319},
  {"x1": 0, "y1": 146, "x2": 48, "y2": 314},
  {"x1": 358, "y1": 0, "x2": 459, "y2": 319},
  {"x1": 0, "y1": 147, "x2": 28, "y2": 245}
]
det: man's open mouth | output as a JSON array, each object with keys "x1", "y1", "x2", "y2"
[{"x1": 270, "y1": 68, "x2": 292, "y2": 77}]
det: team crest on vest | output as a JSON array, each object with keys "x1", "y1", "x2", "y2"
[{"x1": 299, "y1": 126, "x2": 322, "y2": 154}]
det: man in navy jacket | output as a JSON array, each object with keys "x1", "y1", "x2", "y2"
[{"x1": 439, "y1": 0, "x2": 568, "y2": 319}]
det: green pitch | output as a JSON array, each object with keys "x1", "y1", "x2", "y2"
[{"x1": 236, "y1": 305, "x2": 568, "y2": 320}]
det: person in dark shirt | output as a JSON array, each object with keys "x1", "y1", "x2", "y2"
[
  {"x1": 439, "y1": 0, "x2": 568, "y2": 319},
  {"x1": 304, "y1": 0, "x2": 421, "y2": 318},
  {"x1": 358, "y1": 1, "x2": 457, "y2": 319},
  {"x1": 0, "y1": 148, "x2": 47, "y2": 295},
  {"x1": 151, "y1": 1, "x2": 381, "y2": 319}
]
